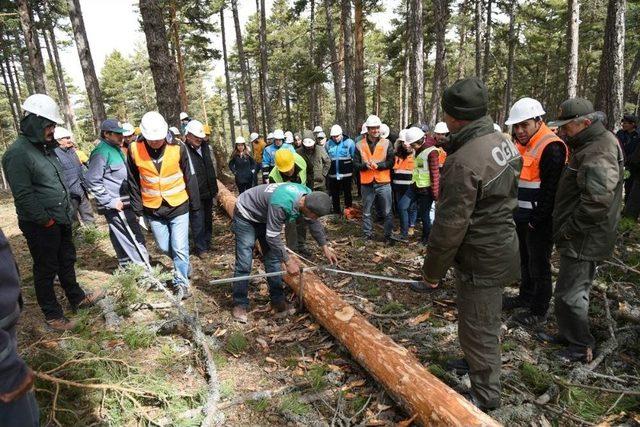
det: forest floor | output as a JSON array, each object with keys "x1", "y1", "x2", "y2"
[{"x1": 3, "y1": 187, "x2": 640, "y2": 427}]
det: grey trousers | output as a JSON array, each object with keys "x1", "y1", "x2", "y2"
[
  {"x1": 285, "y1": 216, "x2": 307, "y2": 251},
  {"x1": 554, "y1": 255, "x2": 597, "y2": 350},
  {"x1": 70, "y1": 192, "x2": 95, "y2": 225},
  {"x1": 104, "y1": 208, "x2": 150, "y2": 267},
  {"x1": 361, "y1": 183, "x2": 393, "y2": 238},
  {"x1": 456, "y1": 276, "x2": 502, "y2": 409}
]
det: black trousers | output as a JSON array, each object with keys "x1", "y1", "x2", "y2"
[
  {"x1": 190, "y1": 198, "x2": 214, "y2": 254},
  {"x1": 516, "y1": 221, "x2": 553, "y2": 316},
  {"x1": 328, "y1": 176, "x2": 353, "y2": 214},
  {"x1": 624, "y1": 172, "x2": 640, "y2": 220},
  {"x1": 18, "y1": 221, "x2": 85, "y2": 320},
  {"x1": 236, "y1": 181, "x2": 253, "y2": 194}
]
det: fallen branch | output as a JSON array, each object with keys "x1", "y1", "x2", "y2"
[
  {"x1": 35, "y1": 371, "x2": 157, "y2": 397},
  {"x1": 554, "y1": 378, "x2": 640, "y2": 396},
  {"x1": 218, "y1": 384, "x2": 297, "y2": 409}
]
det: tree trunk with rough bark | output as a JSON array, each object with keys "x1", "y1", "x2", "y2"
[
  {"x1": 231, "y1": 0, "x2": 257, "y2": 133},
  {"x1": 67, "y1": 0, "x2": 106, "y2": 133},
  {"x1": 309, "y1": 0, "x2": 320, "y2": 127},
  {"x1": 0, "y1": 59, "x2": 19, "y2": 131},
  {"x1": 220, "y1": 7, "x2": 236, "y2": 146},
  {"x1": 139, "y1": 0, "x2": 181, "y2": 128},
  {"x1": 324, "y1": 0, "x2": 344, "y2": 125},
  {"x1": 170, "y1": 2, "x2": 188, "y2": 112},
  {"x1": 342, "y1": 0, "x2": 356, "y2": 135},
  {"x1": 482, "y1": 0, "x2": 492, "y2": 79},
  {"x1": 354, "y1": 0, "x2": 366, "y2": 124},
  {"x1": 46, "y1": 22, "x2": 75, "y2": 129},
  {"x1": 594, "y1": 0, "x2": 625, "y2": 131},
  {"x1": 409, "y1": 0, "x2": 424, "y2": 124},
  {"x1": 474, "y1": 0, "x2": 483, "y2": 78},
  {"x1": 456, "y1": 0, "x2": 468, "y2": 81},
  {"x1": 259, "y1": 0, "x2": 273, "y2": 133},
  {"x1": 17, "y1": 0, "x2": 46, "y2": 93},
  {"x1": 624, "y1": 49, "x2": 640, "y2": 104},
  {"x1": 566, "y1": 0, "x2": 579, "y2": 98},
  {"x1": 503, "y1": 0, "x2": 517, "y2": 123},
  {"x1": 428, "y1": 0, "x2": 450, "y2": 125},
  {"x1": 13, "y1": 30, "x2": 34, "y2": 95}
]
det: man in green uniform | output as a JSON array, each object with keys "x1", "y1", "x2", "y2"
[
  {"x1": 550, "y1": 98, "x2": 624, "y2": 363},
  {"x1": 419, "y1": 77, "x2": 522, "y2": 410}
]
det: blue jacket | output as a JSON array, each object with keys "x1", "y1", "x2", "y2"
[
  {"x1": 326, "y1": 136, "x2": 355, "y2": 180},
  {"x1": 54, "y1": 146, "x2": 85, "y2": 198},
  {"x1": 84, "y1": 139, "x2": 130, "y2": 213}
]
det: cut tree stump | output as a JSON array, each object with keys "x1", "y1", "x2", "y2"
[{"x1": 216, "y1": 181, "x2": 500, "y2": 427}]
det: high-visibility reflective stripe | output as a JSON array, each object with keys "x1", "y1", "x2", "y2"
[
  {"x1": 266, "y1": 230, "x2": 280, "y2": 238},
  {"x1": 518, "y1": 200, "x2": 533, "y2": 209},
  {"x1": 161, "y1": 183, "x2": 186, "y2": 195},
  {"x1": 141, "y1": 174, "x2": 160, "y2": 184},
  {"x1": 337, "y1": 157, "x2": 352, "y2": 161},
  {"x1": 329, "y1": 173, "x2": 353, "y2": 178},
  {"x1": 393, "y1": 179, "x2": 413, "y2": 185},
  {"x1": 518, "y1": 179, "x2": 541, "y2": 189},
  {"x1": 160, "y1": 172, "x2": 184, "y2": 183},
  {"x1": 142, "y1": 183, "x2": 186, "y2": 197},
  {"x1": 394, "y1": 169, "x2": 413, "y2": 174}
]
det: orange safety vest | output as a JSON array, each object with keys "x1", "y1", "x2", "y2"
[
  {"x1": 392, "y1": 155, "x2": 415, "y2": 186},
  {"x1": 129, "y1": 141, "x2": 189, "y2": 209},
  {"x1": 519, "y1": 123, "x2": 567, "y2": 186},
  {"x1": 356, "y1": 138, "x2": 391, "y2": 184},
  {"x1": 437, "y1": 148, "x2": 447, "y2": 168}
]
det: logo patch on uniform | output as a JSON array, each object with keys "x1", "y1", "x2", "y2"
[{"x1": 492, "y1": 140, "x2": 519, "y2": 166}]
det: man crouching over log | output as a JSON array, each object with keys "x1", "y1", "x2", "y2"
[{"x1": 231, "y1": 183, "x2": 338, "y2": 323}]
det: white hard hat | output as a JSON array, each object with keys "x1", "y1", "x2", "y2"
[
  {"x1": 313, "y1": 125, "x2": 323, "y2": 133},
  {"x1": 365, "y1": 115, "x2": 382, "y2": 128},
  {"x1": 267, "y1": 132, "x2": 274, "y2": 140},
  {"x1": 122, "y1": 122, "x2": 135, "y2": 136},
  {"x1": 302, "y1": 137, "x2": 315, "y2": 147},
  {"x1": 396, "y1": 129, "x2": 406, "y2": 143},
  {"x1": 169, "y1": 126, "x2": 180, "y2": 136},
  {"x1": 405, "y1": 127, "x2": 425, "y2": 144},
  {"x1": 140, "y1": 111, "x2": 169, "y2": 141},
  {"x1": 316, "y1": 131, "x2": 326, "y2": 138},
  {"x1": 54, "y1": 126, "x2": 72, "y2": 140},
  {"x1": 433, "y1": 122, "x2": 449, "y2": 134},
  {"x1": 360, "y1": 123, "x2": 368, "y2": 135},
  {"x1": 22, "y1": 94, "x2": 64, "y2": 124},
  {"x1": 504, "y1": 97, "x2": 546, "y2": 125},
  {"x1": 380, "y1": 123, "x2": 390, "y2": 139},
  {"x1": 249, "y1": 132, "x2": 259, "y2": 142},
  {"x1": 179, "y1": 112, "x2": 189, "y2": 121},
  {"x1": 273, "y1": 129, "x2": 285, "y2": 140},
  {"x1": 235, "y1": 136, "x2": 246, "y2": 144},
  {"x1": 493, "y1": 123, "x2": 502, "y2": 132},
  {"x1": 185, "y1": 119, "x2": 206, "y2": 138},
  {"x1": 284, "y1": 131, "x2": 294, "y2": 144},
  {"x1": 330, "y1": 124, "x2": 342, "y2": 137}
]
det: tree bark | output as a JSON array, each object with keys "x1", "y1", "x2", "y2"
[
  {"x1": 17, "y1": 0, "x2": 46, "y2": 93},
  {"x1": 428, "y1": 0, "x2": 449, "y2": 125},
  {"x1": 324, "y1": 0, "x2": 344, "y2": 125},
  {"x1": 13, "y1": 30, "x2": 34, "y2": 95},
  {"x1": 309, "y1": 0, "x2": 320, "y2": 127},
  {"x1": 594, "y1": 0, "x2": 626, "y2": 131},
  {"x1": 38, "y1": 11, "x2": 67, "y2": 121},
  {"x1": 474, "y1": 0, "x2": 483, "y2": 78},
  {"x1": 67, "y1": 0, "x2": 106, "y2": 133},
  {"x1": 236, "y1": 85, "x2": 244, "y2": 136},
  {"x1": 0, "y1": 29, "x2": 22, "y2": 121},
  {"x1": 566, "y1": 0, "x2": 579, "y2": 98},
  {"x1": 354, "y1": 0, "x2": 366, "y2": 124},
  {"x1": 259, "y1": 0, "x2": 273, "y2": 133},
  {"x1": 403, "y1": 50, "x2": 410, "y2": 127},
  {"x1": 216, "y1": 182, "x2": 501, "y2": 427},
  {"x1": 482, "y1": 0, "x2": 492, "y2": 79},
  {"x1": 624, "y1": 49, "x2": 640, "y2": 105},
  {"x1": 376, "y1": 63, "x2": 381, "y2": 116},
  {"x1": 170, "y1": 2, "x2": 188, "y2": 112},
  {"x1": 220, "y1": 7, "x2": 236, "y2": 146},
  {"x1": 231, "y1": 0, "x2": 257, "y2": 133},
  {"x1": 503, "y1": 0, "x2": 517, "y2": 123},
  {"x1": 456, "y1": 0, "x2": 468, "y2": 81},
  {"x1": 139, "y1": 0, "x2": 181, "y2": 128},
  {"x1": 0, "y1": 59, "x2": 19, "y2": 131},
  {"x1": 342, "y1": 0, "x2": 356, "y2": 135},
  {"x1": 285, "y1": 82, "x2": 292, "y2": 131},
  {"x1": 46, "y1": 22, "x2": 75, "y2": 129},
  {"x1": 409, "y1": 0, "x2": 424, "y2": 124}
]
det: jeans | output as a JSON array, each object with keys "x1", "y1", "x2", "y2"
[
  {"x1": 70, "y1": 192, "x2": 95, "y2": 225},
  {"x1": 190, "y1": 198, "x2": 214, "y2": 254},
  {"x1": 361, "y1": 183, "x2": 393, "y2": 238},
  {"x1": 403, "y1": 186, "x2": 434, "y2": 242},
  {"x1": 396, "y1": 187, "x2": 417, "y2": 237},
  {"x1": 232, "y1": 213, "x2": 285, "y2": 307},
  {"x1": 18, "y1": 221, "x2": 85, "y2": 320},
  {"x1": 327, "y1": 176, "x2": 353, "y2": 214},
  {"x1": 516, "y1": 221, "x2": 553, "y2": 315},
  {"x1": 146, "y1": 212, "x2": 190, "y2": 288},
  {"x1": 0, "y1": 391, "x2": 39, "y2": 427}
]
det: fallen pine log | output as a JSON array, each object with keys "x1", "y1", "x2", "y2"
[{"x1": 216, "y1": 181, "x2": 500, "y2": 427}]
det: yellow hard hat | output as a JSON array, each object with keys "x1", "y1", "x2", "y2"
[
  {"x1": 203, "y1": 123, "x2": 211, "y2": 135},
  {"x1": 275, "y1": 149, "x2": 295, "y2": 172},
  {"x1": 134, "y1": 126, "x2": 141, "y2": 136}
]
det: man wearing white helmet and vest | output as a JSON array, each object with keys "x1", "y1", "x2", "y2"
[
  {"x1": 261, "y1": 129, "x2": 295, "y2": 183},
  {"x1": 433, "y1": 121, "x2": 449, "y2": 169},
  {"x1": 326, "y1": 124, "x2": 356, "y2": 214},
  {"x1": 502, "y1": 97, "x2": 567, "y2": 327},
  {"x1": 127, "y1": 111, "x2": 200, "y2": 299},
  {"x1": 53, "y1": 126, "x2": 95, "y2": 225},
  {"x1": 184, "y1": 120, "x2": 219, "y2": 258},
  {"x1": 2, "y1": 94, "x2": 104, "y2": 331},
  {"x1": 354, "y1": 115, "x2": 395, "y2": 243},
  {"x1": 179, "y1": 112, "x2": 191, "y2": 134}
]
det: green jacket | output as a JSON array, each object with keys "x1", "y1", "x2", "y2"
[
  {"x1": 553, "y1": 120, "x2": 624, "y2": 261},
  {"x1": 422, "y1": 116, "x2": 522, "y2": 287},
  {"x1": 2, "y1": 135, "x2": 73, "y2": 225},
  {"x1": 297, "y1": 146, "x2": 330, "y2": 190},
  {"x1": 268, "y1": 152, "x2": 307, "y2": 185}
]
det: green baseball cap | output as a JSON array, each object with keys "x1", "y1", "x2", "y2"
[{"x1": 554, "y1": 98, "x2": 595, "y2": 127}]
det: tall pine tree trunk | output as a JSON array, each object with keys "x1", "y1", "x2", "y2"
[
  {"x1": 38, "y1": 10, "x2": 67, "y2": 122},
  {"x1": 231, "y1": 0, "x2": 257, "y2": 132},
  {"x1": 309, "y1": 0, "x2": 320, "y2": 126},
  {"x1": 474, "y1": 0, "x2": 483, "y2": 78},
  {"x1": 259, "y1": 0, "x2": 273, "y2": 132},
  {"x1": 428, "y1": 0, "x2": 449, "y2": 125},
  {"x1": 409, "y1": 0, "x2": 424, "y2": 124},
  {"x1": 17, "y1": 0, "x2": 46, "y2": 93},
  {"x1": 324, "y1": 0, "x2": 344, "y2": 125},
  {"x1": 0, "y1": 59, "x2": 19, "y2": 131},
  {"x1": 13, "y1": 30, "x2": 34, "y2": 95},
  {"x1": 566, "y1": 0, "x2": 579, "y2": 98},
  {"x1": 46, "y1": 22, "x2": 75, "y2": 129},
  {"x1": 170, "y1": 2, "x2": 188, "y2": 112},
  {"x1": 482, "y1": 0, "x2": 492, "y2": 79},
  {"x1": 456, "y1": 0, "x2": 468, "y2": 80},
  {"x1": 625, "y1": 50, "x2": 640, "y2": 104},
  {"x1": 503, "y1": 0, "x2": 517, "y2": 122},
  {"x1": 594, "y1": 0, "x2": 625, "y2": 131},
  {"x1": 235, "y1": 85, "x2": 244, "y2": 135},
  {"x1": 67, "y1": 0, "x2": 106, "y2": 133},
  {"x1": 139, "y1": 0, "x2": 181, "y2": 127},
  {"x1": 342, "y1": 0, "x2": 356, "y2": 135},
  {"x1": 354, "y1": 0, "x2": 366, "y2": 124},
  {"x1": 220, "y1": 7, "x2": 236, "y2": 145}
]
